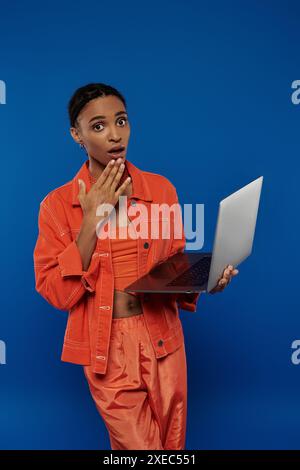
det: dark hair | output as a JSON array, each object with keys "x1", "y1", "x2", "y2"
[{"x1": 68, "y1": 82, "x2": 127, "y2": 128}]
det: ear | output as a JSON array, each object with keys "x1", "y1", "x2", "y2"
[{"x1": 70, "y1": 126, "x2": 81, "y2": 145}]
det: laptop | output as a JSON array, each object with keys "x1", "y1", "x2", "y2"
[{"x1": 124, "y1": 176, "x2": 263, "y2": 294}]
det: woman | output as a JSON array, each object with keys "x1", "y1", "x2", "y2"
[{"x1": 33, "y1": 82, "x2": 239, "y2": 450}]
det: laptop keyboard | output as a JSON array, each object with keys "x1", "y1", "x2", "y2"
[{"x1": 166, "y1": 256, "x2": 212, "y2": 286}]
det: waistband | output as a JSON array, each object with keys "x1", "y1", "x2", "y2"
[{"x1": 111, "y1": 312, "x2": 145, "y2": 330}]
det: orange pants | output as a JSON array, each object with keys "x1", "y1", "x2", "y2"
[{"x1": 83, "y1": 313, "x2": 187, "y2": 450}]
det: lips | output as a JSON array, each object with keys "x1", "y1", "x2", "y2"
[{"x1": 108, "y1": 145, "x2": 125, "y2": 153}]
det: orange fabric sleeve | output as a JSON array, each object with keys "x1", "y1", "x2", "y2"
[{"x1": 33, "y1": 201, "x2": 100, "y2": 311}]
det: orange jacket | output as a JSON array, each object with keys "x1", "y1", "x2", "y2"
[{"x1": 33, "y1": 159, "x2": 201, "y2": 374}]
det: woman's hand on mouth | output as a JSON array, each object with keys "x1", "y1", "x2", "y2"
[{"x1": 77, "y1": 157, "x2": 131, "y2": 225}]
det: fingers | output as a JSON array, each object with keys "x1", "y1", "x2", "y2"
[
  {"x1": 223, "y1": 265, "x2": 239, "y2": 280},
  {"x1": 210, "y1": 282, "x2": 224, "y2": 294},
  {"x1": 218, "y1": 278, "x2": 227, "y2": 290},
  {"x1": 103, "y1": 158, "x2": 125, "y2": 189},
  {"x1": 93, "y1": 159, "x2": 118, "y2": 189},
  {"x1": 115, "y1": 174, "x2": 132, "y2": 196},
  {"x1": 111, "y1": 160, "x2": 127, "y2": 190},
  {"x1": 216, "y1": 265, "x2": 240, "y2": 291},
  {"x1": 210, "y1": 265, "x2": 240, "y2": 294},
  {"x1": 223, "y1": 266, "x2": 232, "y2": 281}
]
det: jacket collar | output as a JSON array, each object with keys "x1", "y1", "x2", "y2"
[{"x1": 71, "y1": 158, "x2": 153, "y2": 206}]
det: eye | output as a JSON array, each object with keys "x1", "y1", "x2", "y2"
[
  {"x1": 92, "y1": 117, "x2": 128, "y2": 132},
  {"x1": 93, "y1": 122, "x2": 104, "y2": 132},
  {"x1": 118, "y1": 117, "x2": 127, "y2": 126}
]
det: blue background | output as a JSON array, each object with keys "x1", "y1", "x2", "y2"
[{"x1": 0, "y1": 0, "x2": 299, "y2": 450}]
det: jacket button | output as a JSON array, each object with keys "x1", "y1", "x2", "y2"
[
  {"x1": 144, "y1": 242, "x2": 149, "y2": 249},
  {"x1": 158, "y1": 339, "x2": 164, "y2": 347}
]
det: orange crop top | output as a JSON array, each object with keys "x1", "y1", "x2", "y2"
[
  {"x1": 88, "y1": 170, "x2": 140, "y2": 298},
  {"x1": 110, "y1": 228, "x2": 139, "y2": 298}
]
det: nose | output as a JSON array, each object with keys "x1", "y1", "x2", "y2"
[{"x1": 108, "y1": 127, "x2": 121, "y2": 142}]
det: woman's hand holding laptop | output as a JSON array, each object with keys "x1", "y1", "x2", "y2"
[{"x1": 209, "y1": 265, "x2": 239, "y2": 294}]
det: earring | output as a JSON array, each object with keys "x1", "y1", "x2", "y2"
[{"x1": 79, "y1": 142, "x2": 88, "y2": 155}]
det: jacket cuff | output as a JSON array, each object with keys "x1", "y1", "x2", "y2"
[
  {"x1": 81, "y1": 253, "x2": 102, "y2": 293},
  {"x1": 176, "y1": 292, "x2": 200, "y2": 312},
  {"x1": 57, "y1": 240, "x2": 100, "y2": 294},
  {"x1": 57, "y1": 240, "x2": 83, "y2": 276}
]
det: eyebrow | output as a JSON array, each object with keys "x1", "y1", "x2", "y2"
[{"x1": 88, "y1": 111, "x2": 128, "y2": 124}]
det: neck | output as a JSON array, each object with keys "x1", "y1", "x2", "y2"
[{"x1": 88, "y1": 156, "x2": 106, "y2": 180}]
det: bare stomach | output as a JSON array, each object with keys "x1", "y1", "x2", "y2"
[
  {"x1": 112, "y1": 185, "x2": 143, "y2": 318},
  {"x1": 112, "y1": 290, "x2": 143, "y2": 318}
]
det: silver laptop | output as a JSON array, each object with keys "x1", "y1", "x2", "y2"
[{"x1": 124, "y1": 176, "x2": 263, "y2": 294}]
